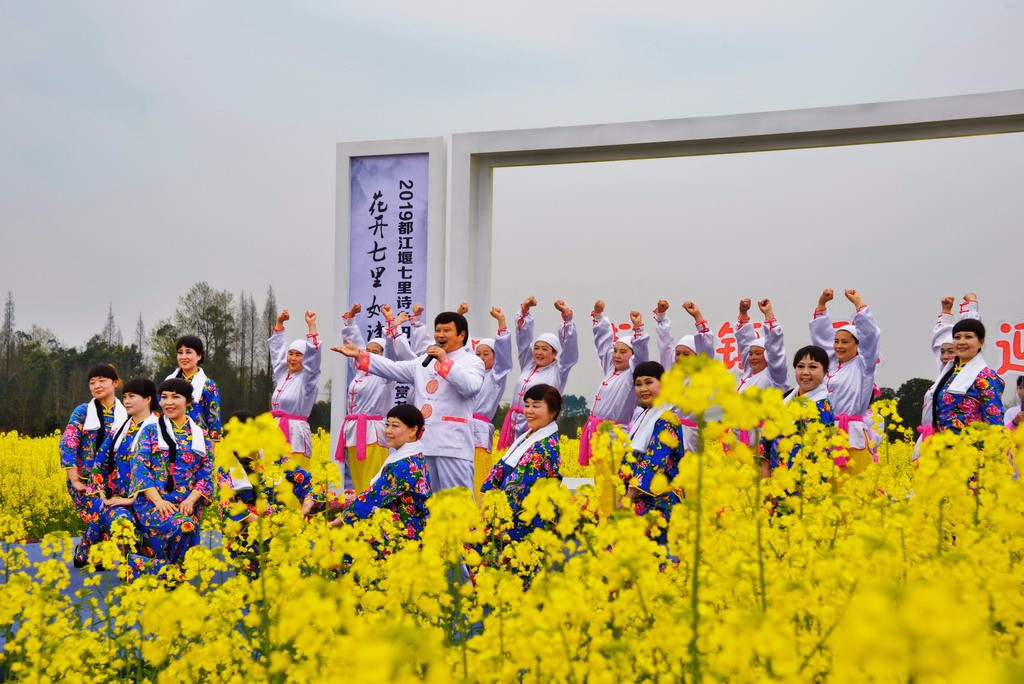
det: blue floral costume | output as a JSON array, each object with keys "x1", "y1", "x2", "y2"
[
  {"x1": 76, "y1": 419, "x2": 152, "y2": 561},
  {"x1": 767, "y1": 393, "x2": 835, "y2": 471},
  {"x1": 481, "y1": 433, "x2": 561, "y2": 542},
  {"x1": 621, "y1": 409, "x2": 685, "y2": 545},
  {"x1": 167, "y1": 369, "x2": 223, "y2": 442},
  {"x1": 60, "y1": 401, "x2": 122, "y2": 564},
  {"x1": 341, "y1": 452, "x2": 432, "y2": 541},
  {"x1": 934, "y1": 364, "x2": 1005, "y2": 433},
  {"x1": 127, "y1": 420, "x2": 212, "y2": 578}
]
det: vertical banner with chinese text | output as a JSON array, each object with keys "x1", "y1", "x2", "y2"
[{"x1": 348, "y1": 153, "x2": 429, "y2": 405}]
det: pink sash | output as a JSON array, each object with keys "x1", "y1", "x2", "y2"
[
  {"x1": 497, "y1": 405, "x2": 524, "y2": 450},
  {"x1": 472, "y1": 413, "x2": 491, "y2": 423},
  {"x1": 835, "y1": 413, "x2": 864, "y2": 434},
  {"x1": 334, "y1": 413, "x2": 383, "y2": 462},
  {"x1": 832, "y1": 414, "x2": 865, "y2": 468},
  {"x1": 579, "y1": 414, "x2": 623, "y2": 466},
  {"x1": 271, "y1": 410, "x2": 306, "y2": 443}
]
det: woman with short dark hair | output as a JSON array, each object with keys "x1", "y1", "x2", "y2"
[
  {"x1": 932, "y1": 318, "x2": 1005, "y2": 433},
  {"x1": 481, "y1": 383, "x2": 562, "y2": 542},
  {"x1": 623, "y1": 362, "x2": 684, "y2": 545},
  {"x1": 126, "y1": 378, "x2": 211, "y2": 578},
  {"x1": 84, "y1": 378, "x2": 160, "y2": 557},
  {"x1": 165, "y1": 335, "x2": 222, "y2": 443},
  {"x1": 765, "y1": 346, "x2": 835, "y2": 472},
  {"x1": 60, "y1": 363, "x2": 128, "y2": 566},
  {"x1": 330, "y1": 404, "x2": 432, "y2": 540}
]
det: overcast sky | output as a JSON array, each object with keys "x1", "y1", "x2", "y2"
[{"x1": 2, "y1": 1, "x2": 1023, "y2": 403}]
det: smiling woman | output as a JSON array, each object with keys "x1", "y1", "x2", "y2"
[
  {"x1": 932, "y1": 318, "x2": 1005, "y2": 433},
  {"x1": 58, "y1": 363, "x2": 127, "y2": 566},
  {"x1": 165, "y1": 335, "x2": 223, "y2": 444}
]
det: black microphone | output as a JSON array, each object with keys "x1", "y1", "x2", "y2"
[{"x1": 422, "y1": 353, "x2": 432, "y2": 368}]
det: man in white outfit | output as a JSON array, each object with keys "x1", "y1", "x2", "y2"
[{"x1": 332, "y1": 311, "x2": 485, "y2": 491}]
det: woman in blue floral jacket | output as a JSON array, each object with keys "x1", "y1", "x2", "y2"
[
  {"x1": 933, "y1": 318, "x2": 1005, "y2": 433},
  {"x1": 331, "y1": 404, "x2": 432, "y2": 541},
  {"x1": 482, "y1": 383, "x2": 562, "y2": 542}
]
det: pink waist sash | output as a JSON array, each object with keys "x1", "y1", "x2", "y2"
[
  {"x1": 335, "y1": 413, "x2": 383, "y2": 462},
  {"x1": 497, "y1": 405, "x2": 525, "y2": 450},
  {"x1": 271, "y1": 410, "x2": 306, "y2": 443},
  {"x1": 579, "y1": 414, "x2": 623, "y2": 466},
  {"x1": 835, "y1": 413, "x2": 864, "y2": 434},
  {"x1": 832, "y1": 413, "x2": 866, "y2": 468},
  {"x1": 472, "y1": 413, "x2": 492, "y2": 423}
]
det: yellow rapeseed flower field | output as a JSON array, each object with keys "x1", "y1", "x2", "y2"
[{"x1": 2, "y1": 356, "x2": 1023, "y2": 682}]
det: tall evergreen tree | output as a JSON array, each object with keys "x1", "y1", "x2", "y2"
[{"x1": 1, "y1": 291, "x2": 14, "y2": 379}]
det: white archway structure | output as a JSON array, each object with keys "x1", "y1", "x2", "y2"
[
  {"x1": 447, "y1": 90, "x2": 1024, "y2": 335},
  {"x1": 332, "y1": 89, "x2": 1024, "y2": 454}
]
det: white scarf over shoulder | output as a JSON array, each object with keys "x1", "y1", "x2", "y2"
[
  {"x1": 628, "y1": 403, "x2": 678, "y2": 453},
  {"x1": 84, "y1": 398, "x2": 128, "y2": 433},
  {"x1": 113, "y1": 413, "x2": 159, "y2": 452},
  {"x1": 368, "y1": 441, "x2": 424, "y2": 488},
  {"x1": 938, "y1": 354, "x2": 991, "y2": 395},
  {"x1": 502, "y1": 421, "x2": 559, "y2": 467},
  {"x1": 157, "y1": 416, "x2": 206, "y2": 455},
  {"x1": 165, "y1": 367, "x2": 208, "y2": 403}
]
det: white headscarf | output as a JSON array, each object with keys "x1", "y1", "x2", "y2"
[
  {"x1": 614, "y1": 336, "x2": 634, "y2": 351},
  {"x1": 533, "y1": 333, "x2": 561, "y2": 354},
  {"x1": 675, "y1": 335, "x2": 696, "y2": 353},
  {"x1": 836, "y1": 324, "x2": 859, "y2": 342}
]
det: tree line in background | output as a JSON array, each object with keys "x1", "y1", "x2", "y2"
[
  {"x1": 0, "y1": 283, "x2": 335, "y2": 436},
  {"x1": 0, "y1": 284, "x2": 931, "y2": 440}
]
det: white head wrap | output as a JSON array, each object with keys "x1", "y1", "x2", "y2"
[
  {"x1": 288, "y1": 340, "x2": 307, "y2": 354},
  {"x1": 613, "y1": 336, "x2": 634, "y2": 351},
  {"x1": 533, "y1": 332, "x2": 561, "y2": 354},
  {"x1": 474, "y1": 338, "x2": 495, "y2": 352},
  {"x1": 675, "y1": 335, "x2": 696, "y2": 353},
  {"x1": 367, "y1": 337, "x2": 387, "y2": 352},
  {"x1": 749, "y1": 336, "x2": 766, "y2": 350},
  {"x1": 836, "y1": 324, "x2": 859, "y2": 342}
]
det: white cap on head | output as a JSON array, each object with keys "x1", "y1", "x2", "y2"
[
  {"x1": 836, "y1": 324, "x2": 859, "y2": 342},
  {"x1": 749, "y1": 336, "x2": 766, "y2": 350},
  {"x1": 534, "y1": 333, "x2": 561, "y2": 354},
  {"x1": 367, "y1": 337, "x2": 386, "y2": 351},
  {"x1": 676, "y1": 335, "x2": 696, "y2": 353},
  {"x1": 474, "y1": 338, "x2": 495, "y2": 352},
  {"x1": 614, "y1": 336, "x2": 634, "y2": 351},
  {"x1": 937, "y1": 331, "x2": 953, "y2": 347},
  {"x1": 288, "y1": 340, "x2": 307, "y2": 354}
]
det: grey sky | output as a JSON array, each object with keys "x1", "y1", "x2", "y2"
[{"x1": 2, "y1": 1, "x2": 1023, "y2": 401}]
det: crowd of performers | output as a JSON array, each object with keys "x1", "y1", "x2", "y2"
[{"x1": 60, "y1": 290, "x2": 1018, "y2": 577}]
